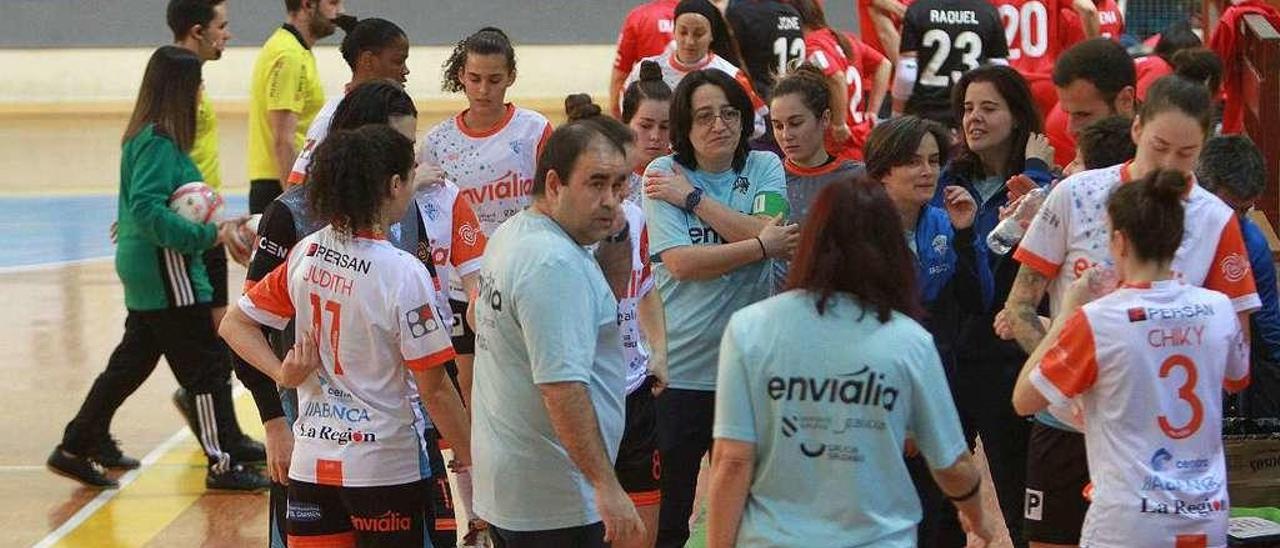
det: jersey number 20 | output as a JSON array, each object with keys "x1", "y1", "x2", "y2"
[
  {"x1": 920, "y1": 30, "x2": 982, "y2": 86},
  {"x1": 999, "y1": 2, "x2": 1049, "y2": 60}
]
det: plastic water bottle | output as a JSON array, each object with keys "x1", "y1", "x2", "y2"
[{"x1": 987, "y1": 187, "x2": 1049, "y2": 254}]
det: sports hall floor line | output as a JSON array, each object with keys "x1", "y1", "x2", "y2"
[{"x1": 34, "y1": 389, "x2": 264, "y2": 548}]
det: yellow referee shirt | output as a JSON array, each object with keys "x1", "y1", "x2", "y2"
[
  {"x1": 247, "y1": 25, "x2": 324, "y2": 181},
  {"x1": 191, "y1": 90, "x2": 222, "y2": 190}
]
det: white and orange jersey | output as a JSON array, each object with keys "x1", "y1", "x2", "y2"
[
  {"x1": 418, "y1": 104, "x2": 552, "y2": 237},
  {"x1": 240, "y1": 226, "x2": 456, "y2": 487},
  {"x1": 1030, "y1": 280, "x2": 1248, "y2": 547},
  {"x1": 624, "y1": 50, "x2": 769, "y2": 138},
  {"x1": 415, "y1": 180, "x2": 487, "y2": 306},
  {"x1": 286, "y1": 95, "x2": 342, "y2": 186},
  {"x1": 618, "y1": 200, "x2": 655, "y2": 395},
  {"x1": 1015, "y1": 162, "x2": 1261, "y2": 318}
]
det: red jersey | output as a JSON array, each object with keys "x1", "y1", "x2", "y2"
[
  {"x1": 856, "y1": 0, "x2": 911, "y2": 57},
  {"x1": 994, "y1": 0, "x2": 1088, "y2": 114},
  {"x1": 804, "y1": 30, "x2": 882, "y2": 160},
  {"x1": 1061, "y1": 0, "x2": 1124, "y2": 42},
  {"x1": 1209, "y1": 0, "x2": 1280, "y2": 133},
  {"x1": 995, "y1": 0, "x2": 1088, "y2": 80},
  {"x1": 1095, "y1": 0, "x2": 1125, "y2": 40},
  {"x1": 1134, "y1": 54, "x2": 1174, "y2": 100},
  {"x1": 613, "y1": 0, "x2": 678, "y2": 74},
  {"x1": 1046, "y1": 103, "x2": 1075, "y2": 168}
]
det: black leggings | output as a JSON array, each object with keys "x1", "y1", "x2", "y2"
[
  {"x1": 654, "y1": 388, "x2": 715, "y2": 548},
  {"x1": 60, "y1": 305, "x2": 232, "y2": 471}
]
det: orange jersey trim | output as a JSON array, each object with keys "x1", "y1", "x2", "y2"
[
  {"x1": 456, "y1": 103, "x2": 517, "y2": 139},
  {"x1": 1204, "y1": 218, "x2": 1258, "y2": 303},
  {"x1": 405, "y1": 347, "x2": 457, "y2": 372},
  {"x1": 1175, "y1": 534, "x2": 1208, "y2": 548},
  {"x1": 451, "y1": 198, "x2": 487, "y2": 267},
  {"x1": 245, "y1": 261, "x2": 295, "y2": 319},
  {"x1": 287, "y1": 532, "x2": 356, "y2": 547},
  {"x1": 1013, "y1": 246, "x2": 1062, "y2": 279},
  {"x1": 315, "y1": 459, "x2": 344, "y2": 486},
  {"x1": 1224, "y1": 374, "x2": 1251, "y2": 393},
  {"x1": 1038, "y1": 311, "x2": 1099, "y2": 398},
  {"x1": 628, "y1": 490, "x2": 662, "y2": 507}
]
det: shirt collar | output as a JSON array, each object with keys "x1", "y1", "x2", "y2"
[{"x1": 282, "y1": 23, "x2": 310, "y2": 50}]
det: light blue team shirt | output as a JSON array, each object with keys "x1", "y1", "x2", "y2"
[
  {"x1": 644, "y1": 151, "x2": 787, "y2": 391},
  {"x1": 715, "y1": 290, "x2": 969, "y2": 547},
  {"x1": 470, "y1": 209, "x2": 627, "y2": 531}
]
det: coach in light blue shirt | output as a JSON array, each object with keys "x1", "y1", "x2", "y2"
[
  {"x1": 470, "y1": 118, "x2": 644, "y2": 547},
  {"x1": 640, "y1": 68, "x2": 799, "y2": 546}
]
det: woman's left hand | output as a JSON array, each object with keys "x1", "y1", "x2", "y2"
[
  {"x1": 644, "y1": 165, "x2": 696, "y2": 207},
  {"x1": 942, "y1": 185, "x2": 977, "y2": 230}
]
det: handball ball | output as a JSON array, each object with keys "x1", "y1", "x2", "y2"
[
  {"x1": 169, "y1": 182, "x2": 224, "y2": 224},
  {"x1": 235, "y1": 214, "x2": 262, "y2": 250}
]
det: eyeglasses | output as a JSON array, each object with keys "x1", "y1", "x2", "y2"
[{"x1": 693, "y1": 108, "x2": 742, "y2": 128}]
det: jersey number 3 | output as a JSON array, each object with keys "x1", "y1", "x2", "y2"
[
  {"x1": 1157, "y1": 354, "x2": 1203, "y2": 440},
  {"x1": 310, "y1": 293, "x2": 344, "y2": 375},
  {"x1": 921, "y1": 29, "x2": 982, "y2": 86},
  {"x1": 999, "y1": 2, "x2": 1049, "y2": 60}
]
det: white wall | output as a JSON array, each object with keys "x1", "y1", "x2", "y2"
[{"x1": 0, "y1": 45, "x2": 614, "y2": 110}]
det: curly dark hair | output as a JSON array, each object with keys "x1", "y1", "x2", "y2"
[
  {"x1": 307, "y1": 125, "x2": 415, "y2": 235},
  {"x1": 441, "y1": 27, "x2": 515, "y2": 93}
]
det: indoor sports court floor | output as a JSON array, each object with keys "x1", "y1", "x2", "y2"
[{"x1": 0, "y1": 113, "x2": 1014, "y2": 548}]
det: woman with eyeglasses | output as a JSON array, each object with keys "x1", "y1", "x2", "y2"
[{"x1": 641, "y1": 68, "x2": 798, "y2": 546}]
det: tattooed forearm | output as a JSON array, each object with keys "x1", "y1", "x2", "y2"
[{"x1": 1006, "y1": 265, "x2": 1052, "y2": 353}]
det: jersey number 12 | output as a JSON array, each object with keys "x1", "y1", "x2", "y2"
[{"x1": 773, "y1": 37, "x2": 805, "y2": 77}]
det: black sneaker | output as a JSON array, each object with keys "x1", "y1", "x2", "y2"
[
  {"x1": 206, "y1": 464, "x2": 270, "y2": 492},
  {"x1": 93, "y1": 436, "x2": 141, "y2": 470},
  {"x1": 47, "y1": 447, "x2": 118, "y2": 489},
  {"x1": 226, "y1": 436, "x2": 267, "y2": 465}
]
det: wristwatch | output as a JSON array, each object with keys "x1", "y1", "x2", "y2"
[{"x1": 683, "y1": 187, "x2": 704, "y2": 213}]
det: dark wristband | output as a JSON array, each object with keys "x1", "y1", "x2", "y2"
[
  {"x1": 754, "y1": 236, "x2": 767, "y2": 260},
  {"x1": 946, "y1": 477, "x2": 982, "y2": 502}
]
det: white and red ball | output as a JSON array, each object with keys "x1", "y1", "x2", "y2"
[{"x1": 168, "y1": 182, "x2": 224, "y2": 224}]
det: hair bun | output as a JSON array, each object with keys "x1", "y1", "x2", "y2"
[
  {"x1": 639, "y1": 60, "x2": 664, "y2": 83},
  {"x1": 334, "y1": 14, "x2": 359, "y2": 33},
  {"x1": 477, "y1": 26, "x2": 510, "y2": 40},
  {"x1": 1149, "y1": 169, "x2": 1189, "y2": 203},
  {"x1": 564, "y1": 93, "x2": 602, "y2": 121}
]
